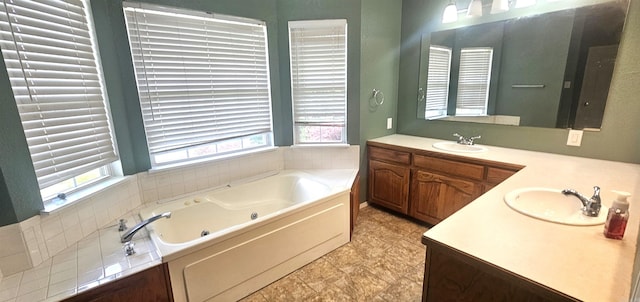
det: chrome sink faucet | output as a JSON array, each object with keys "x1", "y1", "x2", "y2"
[
  {"x1": 453, "y1": 133, "x2": 481, "y2": 145},
  {"x1": 561, "y1": 186, "x2": 601, "y2": 217},
  {"x1": 120, "y1": 212, "x2": 171, "y2": 255}
]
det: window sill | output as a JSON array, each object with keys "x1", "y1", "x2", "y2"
[
  {"x1": 148, "y1": 146, "x2": 279, "y2": 174},
  {"x1": 291, "y1": 143, "x2": 351, "y2": 148},
  {"x1": 41, "y1": 176, "x2": 132, "y2": 215}
]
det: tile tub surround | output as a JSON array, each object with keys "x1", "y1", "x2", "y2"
[
  {"x1": 0, "y1": 145, "x2": 360, "y2": 275},
  {"x1": 369, "y1": 134, "x2": 640, "y2": 301},
  {"x1": 0, "y1": 212, "x2": 159, "y2": 302},
  {"x1": 0, "y1": 177, "x2": 141, "y2": 276},
  {"x1": 137, "y1": 146, "x2": 360, "y2": 205}
]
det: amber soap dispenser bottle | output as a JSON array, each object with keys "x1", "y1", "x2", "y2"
[{"x1": 604, "y1": 191, "x2": 631, "y2": 240}]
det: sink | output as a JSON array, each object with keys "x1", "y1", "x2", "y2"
[
  {"x1": 432, "y1": 141, "x2": 488, "y2": 153},
  {"x1": 504, "y1": 187, "x2": 608, "y2": 226}
]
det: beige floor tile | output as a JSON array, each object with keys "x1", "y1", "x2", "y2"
[{"x1": 249, "y1": 205, "x2": 429, "y2": 301}]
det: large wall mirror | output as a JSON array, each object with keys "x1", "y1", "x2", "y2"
[{"x1": 417, "y1": 0, "x2": 628, "y2": 130}]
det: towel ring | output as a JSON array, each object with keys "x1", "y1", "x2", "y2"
[{"x1": 372, "y1": 89, "x2": 384, "y2": 106}]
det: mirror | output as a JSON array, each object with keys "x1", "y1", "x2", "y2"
[{"x1": 417, "y1": 1, "x2": 627, "y2": 130}]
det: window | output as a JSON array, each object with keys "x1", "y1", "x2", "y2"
[
  {"x1": 455, "y1": 47, "x2": 493, "y2": 116},
  {"x1": 289, "y1": 19, "x2": 347, "y2": 144},
  {"x1": 123, "y1": 3, "x2": 273, "y2": 167},
  {"x1": 0, "y1": 0, "x2": 118, "y2": 203},
  {"x1": 425, "y1": 45, "x2": 452, "y2": 119}
]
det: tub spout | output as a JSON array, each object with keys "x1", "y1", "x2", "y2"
[{"x1": 121, "y1": 212, "x2": 171, "y2": 243}]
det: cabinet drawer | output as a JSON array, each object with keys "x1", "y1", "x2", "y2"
[
  {"x1": 369, "y1": 146, "x2": 411, "y2": 165},
  {"x1": 486, "y1": 167, "x2": 518, "y2": 185},
  {"x1": 414, "y1": 155, "x2": 484, "y2": 181}
]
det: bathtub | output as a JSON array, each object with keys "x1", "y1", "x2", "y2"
[{"x1": 139, "y1": 169, "x2": 356, "y2": 302}]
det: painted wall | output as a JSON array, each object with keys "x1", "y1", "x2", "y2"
[
  {"x1": 0, "y1": 51, "x2": 43, "y2": 222},
  {"x1": 397, "y1": 0, "x2": 640, "y2": 164},
  {"x1": 495, "y1": 12, "x2": 574, "y2": 127},
  {"x1": 358, "y1": 0, "x2": 403, "y2": 201}
]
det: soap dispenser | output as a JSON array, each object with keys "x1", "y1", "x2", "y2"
[{"x1": 604, "y1": 191, "x2": 631, "y2": 240}]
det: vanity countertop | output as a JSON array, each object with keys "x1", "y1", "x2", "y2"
[{"x1": 369, "y1": 134, "x2": 640, "y2": 302}]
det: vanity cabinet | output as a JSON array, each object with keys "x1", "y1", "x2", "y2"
[
  {"x1": 367, "y1": 142, "x2": 522, "y2": 224},
  {"x1": 62, "y1": 263, "x2": 173, "y2": 302},
  {"x1": 422, "y1": 237, "x2": 577, "y2": 302},
  {"x1": 367, "y1": 146, "x2": 411, "y2": 214}
]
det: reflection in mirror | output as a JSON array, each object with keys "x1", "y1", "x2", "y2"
[{"x1": 417, "y1": 1, "x2": 627, "y2": 130}]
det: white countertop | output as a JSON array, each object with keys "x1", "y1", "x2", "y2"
[{"x1": 369, "y1": 134, "x2": 640, "y2": 302}]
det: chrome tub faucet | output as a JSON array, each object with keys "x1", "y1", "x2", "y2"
[
  {"x1": 562, "y1": 186, "x2": 601, "y2": 217},
  {"x1": 120, "y1": 212, "x2": 171, "y2": 255}
]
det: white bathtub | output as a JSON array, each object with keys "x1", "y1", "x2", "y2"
[{"x1": 139, "y1": 169, "x2": 356, "y2": 302}]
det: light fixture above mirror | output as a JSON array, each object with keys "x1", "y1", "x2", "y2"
[{"x1": 443, "y1": 1, "x2": 459, "y2": 23}]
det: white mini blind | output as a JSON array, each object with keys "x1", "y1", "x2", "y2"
[
  {"x1": 0, "y1": 0, "x2": 117, "y2": 189},
  {"x1": 456, "y1": 47, "x2": 493, "y2": 116},
  {"x1": 425, "y1": 45, "x2": 452, "y2": 119},
  {"x1": 289, "y1": 19, "x2": 347, "y2": 141},
  {"x1": 123, "y1": 3, "x2": 273, "y2": 157}
]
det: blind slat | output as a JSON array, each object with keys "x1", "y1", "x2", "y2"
[
  {"x1": 456, "y1": 47, "x2": 493, "y2": 116},
  {"x1": 0, "y1": 0, "x2": 118, "y2": 189},
  {"x1": 124, "y1": 3, "x2": 273, "y2": 156}
]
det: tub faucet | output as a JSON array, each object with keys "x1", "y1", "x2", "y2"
[
  {"x1": 561, "y1": 186, "x2": 601, "y2": 217},
  {"x1": 453, "y1": 133, "x2": 481, "y2": 145},
  {"x1": 121, "y1": 212, "x2": 171, "y2": 243}
]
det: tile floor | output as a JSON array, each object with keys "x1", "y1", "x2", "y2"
[{"x1": 241, "y1": 205, "x2": 429, "y2": 302}]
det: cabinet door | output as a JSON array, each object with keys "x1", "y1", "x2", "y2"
[
  {"x1": 410, "y1": 169, "x2": 482, "y2": 224},
  {"x1": 368, "y1": 160, "x2": 410, "y2": 214}
]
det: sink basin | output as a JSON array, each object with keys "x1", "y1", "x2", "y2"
[
  {"x1": 432, "y1": 141, "x2": 488, "y2": 153},
  {"x1": 504, "y1": 187, "x2": 608, "y2": 226}
]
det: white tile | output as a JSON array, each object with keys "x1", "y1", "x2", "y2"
[
  {"x1": 0, "y1": 253, "x2": 31, "y2": 276},
  {"x1": 17, "y1": 275, "x2": 48, "y2": 296},
  {"x1": 0, "y1": 272, "x2": 22, "y2": 291},
  {"x1": 0, "y1": 231, "x2": 26, "y2": 257},
  {"x1": 20, "y1": 265, "x2": 50, "y2": 284},
  {"x1": 48, "y1": 267, "x2": 76, "y2": 286},
  {"x1": 60, "y1": 210, "x2": 80, "y2": 231},
  {"x1": 142, "y1": 188, "x2": 159, "y2": 204},
  {"x1": 77, "y1": 267, "x2": 103, "y2": 285},
  {"x1": 40, "y1": 218, "x2": 63, "y2": 242},
  {"x1": 44, "y1": 233, "x2": 67, "y2": 258},
  {"x1": 47, "y1": 280, "x2": 76, "y2": 298},
  {"x1": 15, "y1": 287, "x2": 46, "y2": 302},
  {"x1": 63, "y1": 227, "x2": 83, "y2": 247}
]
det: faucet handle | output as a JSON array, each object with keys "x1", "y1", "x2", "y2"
[
  {"x1": 123, "y1": 241, "x2": 135, "y2": 256},
  {"x1": 592, "y1": 186, "x2": 601, "y2": 202},
  {"x1": 468, "y1": 135, "x2": 481, "y2": 145},
  {"x1": 118, "y1": 219, "x2": 128, "y2": 232}
]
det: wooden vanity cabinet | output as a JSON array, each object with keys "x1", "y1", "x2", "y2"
[
  {"x1": 63, "y1": 263, "x2": 173, "y2": 302},
  {"x1": 367, "y1": 142, "x2": 522, "y2": 224},
  {"x1": 367, "y1": 146, "x2": 411, "y2": 214},
  {"x1": 410, "y1": 169, "x2": 483, "y2": 224},
  {"x1": 422, "y1": 237, "x2": 577, "y2": 302}
]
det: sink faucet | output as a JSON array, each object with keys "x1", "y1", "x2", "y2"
[
  {"x1": 121, "y1": 212, "x2": 171, "y2": 243},
  {"x1": 561, "y1": 186, "x2": 601, "y2": 217},
  {"x1": 453, "y1": 133, "x2": 481, "y2": 145}
]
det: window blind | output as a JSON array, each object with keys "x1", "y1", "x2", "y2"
[
  {"x1": 0, "y1": 0, "x2": 117, "y2": 189},
  {"x1": 123, "y1": 3, "x2": 273, "y2": 159},
  {"x1": 289, "y1": 19, "x2": 347, "y2": 143},
  {"x1": 425, "y1": 45, "x2": 452, "y2": 119},
  {"x1": 456, "y1": 47, "x2": 493, "y2": 116}
]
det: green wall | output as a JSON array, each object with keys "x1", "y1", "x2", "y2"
[
  {"x1": 359, "y1": 0, "x2": 403, "y2": 201},
  {"x1": 495, "y1": 12, "x2": 574, "y2": 127},
  {"x1": 397, "y1": 0, "x2": 640, "y2": 164},
  {"x1": 0, "y1": 51, "x2": 44, "y2": 223}
]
